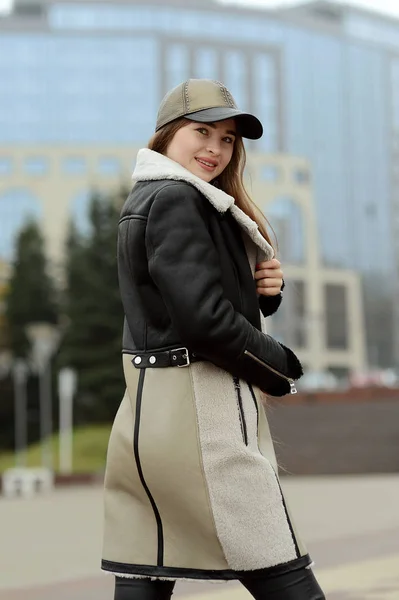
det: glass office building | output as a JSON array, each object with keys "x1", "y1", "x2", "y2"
[{"x1": 0, "y1": 0, "x2": 398, "y2": 366}]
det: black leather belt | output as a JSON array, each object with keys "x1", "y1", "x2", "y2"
[{"x1": 131, "y1": 347, "x2": 199, "y2": 369}]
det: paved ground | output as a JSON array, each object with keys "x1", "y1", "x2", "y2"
[{"x1": 0, "y1": 475, "x2": 398, "y2": 599}]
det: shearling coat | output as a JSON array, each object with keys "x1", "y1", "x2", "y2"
[{"x1": 101, "y1": 149, "x2": 312, "y2": 582}]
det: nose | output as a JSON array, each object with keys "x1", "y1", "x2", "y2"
[{"x1": 206, "y1": 138, "x2": 222, "y2": 156}]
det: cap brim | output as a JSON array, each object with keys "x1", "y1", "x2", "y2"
[{"x1": 185, "y1": 107, "x2": 263, "y2": 140}]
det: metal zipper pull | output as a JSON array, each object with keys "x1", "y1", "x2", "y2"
[{"x1": 244, "y1": 349, "x2": 298, "y2": 394}]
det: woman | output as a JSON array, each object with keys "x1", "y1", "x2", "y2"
[{"x1": 102, "y1": 79, "x2": 325, "y2": 600}]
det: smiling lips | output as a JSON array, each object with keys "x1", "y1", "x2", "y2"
[{"x1": 195, "y1": 157, "x2": 218, "y2": 172}]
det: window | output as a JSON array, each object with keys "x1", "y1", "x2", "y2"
[
  {"x1": 24, "y1": 157, "x2": 48, "y2": 175},
  {"x1": 98, "y1": 157, "x2": 120, "y2": 176},
  {"x1": 261, "y1": 165, "x2": 280, "y2": 182},
  {"x1": 294, "y1": 168, "x2": 310, "y2": 184},
  {"x1": 324, "y1": 284, "x2": 348, "y2": 350},
  {"x1": 292, "y1": 280, "x2": 306, "y2": 347},
  {"x1": 0, "y1": 158, "x2": 13, "y2": 175},
  {"x1": 63, "y1": 157, "x2": 87, "y2": 175},
  {"x1": 270, "y1": 280, "x2": 307, "y2": 348},
  {"x1": 328, "y1": 366, "x2": 350, "y2": 380}
]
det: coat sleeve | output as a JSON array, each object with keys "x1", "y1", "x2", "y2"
[
  {"x1": 259, "y1": 280, "x2": 285, "y2": 317},
  {"x1": 146, "y1": 183, "x2": 302, "y2": 395}
]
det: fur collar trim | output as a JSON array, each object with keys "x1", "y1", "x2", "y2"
[{"x1": 132, "y1": 149, "x2": 274, "y2": 260}]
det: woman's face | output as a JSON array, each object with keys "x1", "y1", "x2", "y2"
[{"x1": 165, "y1": 119, "x2": 236, "y2": 182}]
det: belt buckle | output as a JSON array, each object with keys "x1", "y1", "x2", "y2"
[{"x1": 172, "y1": 347, "x2": 190, "y2": 367}]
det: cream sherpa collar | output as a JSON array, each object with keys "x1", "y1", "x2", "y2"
[{"x1": 132, "y1": 148, "x2": 274, "y2": 260}]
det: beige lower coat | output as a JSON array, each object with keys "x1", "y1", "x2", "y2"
[{"x1": 101, "y1": 351, "x2": 310, "y2": 581}]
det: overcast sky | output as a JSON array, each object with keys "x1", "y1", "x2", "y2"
[{"x1": 1, "y1": 0, "x2": 399, "y2": 18}]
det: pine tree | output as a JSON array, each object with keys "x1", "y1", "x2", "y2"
[
  {"x1": 5, "y1": 221, "x2": 59, "y2": 358},
  {"x1": 59, "y1": 190, "x2": 126, "y2": 423}
]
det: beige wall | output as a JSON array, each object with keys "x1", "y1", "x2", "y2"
[{"x1": 0, "y1": 145, "x2": 366, "y2": 371}]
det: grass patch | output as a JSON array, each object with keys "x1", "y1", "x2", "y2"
[{"x1": 0, "y1": 424, "x2": 112, "y2": 474}]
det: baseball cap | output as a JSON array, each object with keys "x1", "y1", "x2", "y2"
[{"x1": 155, "y1": 79, "x2": 263, "y2": 140}]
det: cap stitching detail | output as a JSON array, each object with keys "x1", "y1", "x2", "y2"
[
  {"x1": 225, "y1": 89, "x2": 236, "y2": 108},
  {"x1": 184, "y1": 81, "x2": 190, "y2": 112},
  {"x1": 215, "y1": 81, "x2": 235, "y2": 108}
]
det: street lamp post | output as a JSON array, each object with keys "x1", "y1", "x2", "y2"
[
  {"x1": 26, "y1": 323, "x2": 60, "y2": 471},
  {"x1": 12, "y1": 358, "x2": 29, "y2": 467},
  {"x1": 58, "y1": 367, "x2": 77, "y2": 475}
]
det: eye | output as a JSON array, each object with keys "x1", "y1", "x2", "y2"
[
  {"x1": 196, "y1": 127, "x2": 208, "y2": 135},
  {"x1": 223, "y1": 136, "x2": 235, "y2": 144}
]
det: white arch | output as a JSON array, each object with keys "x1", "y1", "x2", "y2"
[
  {"x1": 0, "y1": 188, "x2": 42, "y2": 260},
  {"x1": 70, "y1": 189, "x2": 94, "y2": 237}
]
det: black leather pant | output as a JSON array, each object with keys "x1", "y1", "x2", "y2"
[{"x1": 114, "y1": 567, "x2": 325, "y2": 599}]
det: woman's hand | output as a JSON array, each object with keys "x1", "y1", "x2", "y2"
[{"x1": 255, "y1": 259, "x2": 283, "y2": 297}]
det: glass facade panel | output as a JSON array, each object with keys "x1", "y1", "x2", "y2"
[
  {"x1": 165, "y1": 43, "x2": 190, "y2": 91},
  {"x1": 343, "y1": 45, "x2": 392, "y2": 275},
  {"x1": 392, "y1": 60, "x2": 399, "y2": 130},
  {"x1": 49, "y1": 4, "x2": 287, "y2": 47},
  {"x1": 50, "y1": 4, "x2": 154, "y2": 30},
  {"x1": 193, "y1": 47, "x2": 219, "y2": 80},
  {"x1": 345, "y1": 14, "x2": 399, "y2": 50},
  {"x1": 0, "y1": 34, "x2": 158, "y2": 144},
  {"x1": 223, "y1": 51, "x2": 248, "y2": 110},
  {"x1": 283, "y1": 31, "x2": 392, "y2": 274},
  {"x1": 253, "y1": 53, "x2": 279, "y2": 152}
]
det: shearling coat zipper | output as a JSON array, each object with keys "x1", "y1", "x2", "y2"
[
  {"x1": 233, "y1": 376, "x2": 248, "y2": 445},
  {"x1": 244, "y1": 350, "x2": 297, "y2": 394}
]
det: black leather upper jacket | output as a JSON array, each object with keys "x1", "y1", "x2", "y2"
[{"x1": 117, "y1": 179, "x2": 303, "y2": 396}]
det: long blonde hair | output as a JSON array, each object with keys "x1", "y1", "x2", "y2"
[{"x1": 147, "y1": 118, "x2": 275, "y2": 250}]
